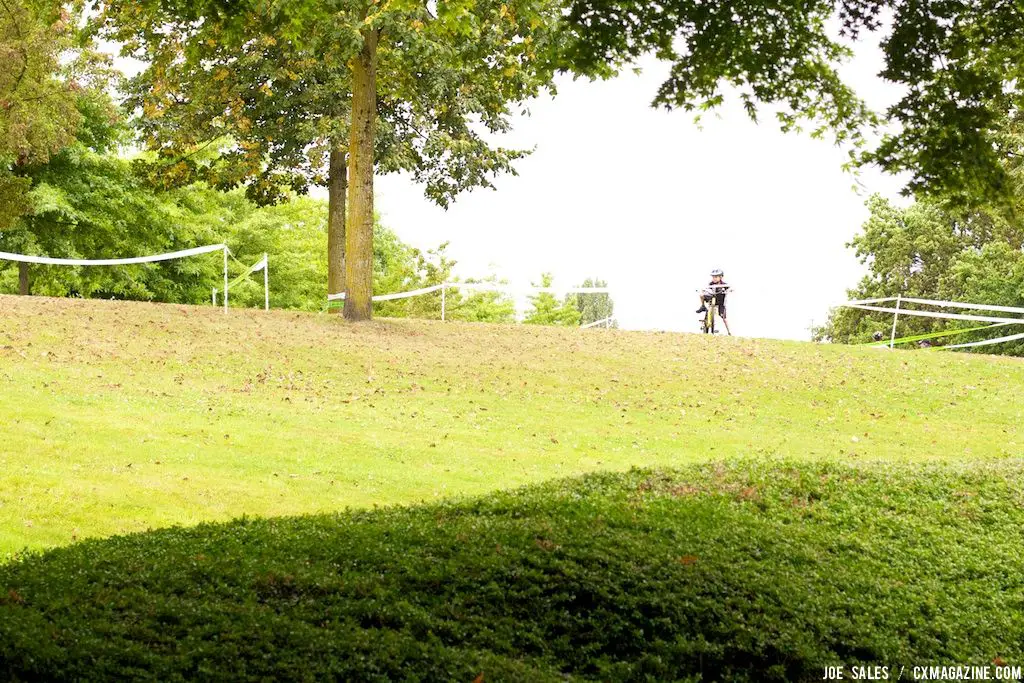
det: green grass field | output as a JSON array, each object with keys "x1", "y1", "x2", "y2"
[
  {"x1": 2, "y1": 295, "x2": 1024, "y2": 680},
  {"x1": 1, "y1": 294, "x2": 1022, "y2": 556}
]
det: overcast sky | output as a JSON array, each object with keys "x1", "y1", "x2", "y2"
[{"x1": 370, "y1": 44, "x2": 910, "y2": 340}]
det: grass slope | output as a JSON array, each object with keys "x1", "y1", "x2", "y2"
[
  {"x1": 2, "y1": 461, "x2": 1023, "y2": 681},
  {"x1": 1, "y1": 295, "x2": 1022, "y2": 557}
]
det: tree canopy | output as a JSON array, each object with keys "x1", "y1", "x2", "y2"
[
  {"x1": 815, "y1": 194, "x2": 1024, "y2": 355},
  {"x1": 524, "y1": 273, "x2": 582, "y2": 326},
  {"x1": 571, "y1": 277, "x2": 615, "y2": 327},
  {"x1": 2, "y1": 0, "x2": 108, "y2": 231},
  {"x1": 98, "y1": 0, "x2": 564, "y2": 318},
  {"x1": 559, "y1": 0, "x2": 1024, "y2": 207}
]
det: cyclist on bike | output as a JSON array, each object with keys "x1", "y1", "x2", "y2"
[{"x1": 696, "y1": 268, "x2": 731, "y2": 335}]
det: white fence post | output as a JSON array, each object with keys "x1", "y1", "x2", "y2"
[
  {"x1": 212, "y1": 288, "x2": 216, "y2": 306},
  {"x1": 441, "y1": 282, "x2": 447, "y2": 322},
  {"x1": 223, "y1": 247, "x2": 229, "y2": 313},
  {"x1": 889, "y1": 293, "x2": 902, "y2": 349},
  {"x1": 263, "y1": 253, "x2": 269, "y2": 311}
]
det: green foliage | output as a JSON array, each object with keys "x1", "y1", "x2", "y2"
[
  {"x1": 447, "y1": 277, "x2": 517, "y2": 324},
  {"x1": 3, "y1": 460, "x2": 1024, "y2": 680},
  {"x1": 815, "y1": 194, "x2": 1024, "y2": 355},
  {"x1": 570, "y1": 277, "x2": 615, "y2": 327},
  {"x1": 1, "y1": 115, "x2": 527, "y2": 322},
  {"x1": 176, "y1": 200, "x2": 461, "y2": 314},
  {"x1": 372, "y1": 243, "x2": 516, "y2": 323},
  {"x1": 559, "y1": 0, "x2": 871, "y2": 142},
  {"x1": 221, "y1": 197, "x2": 329, "y2": 311},
  {"x1": 0, "y1": 136, "x2": 439, "y2": 309},
  {"x1": 98, "y1": 0, "x2": 560, "y2": 206},
  {"x1": 524, "y1": 273, "x2": 582, "y2": 326},
  {"x1": 861, "y1": 1, "x2": 1024, "y2": 206},
  {"x1": 559, "y1": 0, "x2": 1024, "y2": 206},
  {"x1": 2, "y1": 0, "x2": 112, "y2": 230},
  {"x1": 0, "y1": 173, "x2": 30, "y2": 233},
  {"x1": 0, "y1": 143, "x2": 242, "y2": 300},
  {"x1": 1, "y1": 0, "x2": 82, "y2": 163}
]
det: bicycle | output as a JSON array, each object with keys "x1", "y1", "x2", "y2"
[{"x1": 696, "y1": 284, "x2": 732, "y2": 335}]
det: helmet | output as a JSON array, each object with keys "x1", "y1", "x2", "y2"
[{"x1": 710, "y1": 268, "x2": 724, "y2": 277}]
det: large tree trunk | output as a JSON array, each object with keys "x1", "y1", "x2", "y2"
[
  {"x1": 18, "y1": 263, "x2": 28, "y2": 295},
  {"x1": 343, "y1": 28, "x2": 379, "y2": 322},
  {"x1": 327, "y1": 147, "x2": 347, "y2": 303}
]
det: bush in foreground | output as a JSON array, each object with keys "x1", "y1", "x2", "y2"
[{"x1": 2, "y1": 460, "x2": 1023, "y2": 681}]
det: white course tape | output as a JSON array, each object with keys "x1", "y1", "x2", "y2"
[
  {"x1": 453, "y1": 283, "x2": 611, "y2": 294},
  {"x1": 327, "y1": 282, "x2": 611, "y2": 302},
  {"x1": 0, "y1": 244, "x2": 227, "y2": 266},
  {"x1": 844, "y1": 297, "x2": 900, "y2": 306},
  {"x1": 327, "y1": 284, "x2": 446, "y2": 303},
  {"x1": 581, "y1": 317, "x2": 614, "y2": 329},
  {"x1": 372, "y1": 284, "x2": 445, "y2": 302},
  {"x1": 844, "y1": 304, "x2": 1024, "y2": 325},
  {"x1": 940, "y1": 330, "x2": 1024, "y2": 350},
  {"x1": 896, "y1": 297, "x2": 1024, "y2": 315},
  {"x1": 841, "y1": 296, "x2": 1024, "y2": 315}
]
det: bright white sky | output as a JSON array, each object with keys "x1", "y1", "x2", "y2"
[{"x1": 372, "y1": 47, "x2": 910, "y2": 340}]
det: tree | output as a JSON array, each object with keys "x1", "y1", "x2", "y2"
[
  {"x1": 1, "y1": 0, "x2": 87, "y2": 164},
  {"x1": 370, "y1": 243, "x2": 516, "y2": 323},
  {"x1": 558, "y1": 0, "x2": 1024, "y2": 207},
  {"x1": 570, "y1": 277, "x2": 615, "y2": 327},
  {"x1": 524, "y1": 273, "x2": 581, "y2": 326},
  {"x1": 0, "y1": 91, "x2": 225, "y2": 299},
  {"x1": 814, "y1": 194, "x2": 1024, "y2": 355},
  {"x1": 448, "y1": 276, "x2": 517, "y2": 324},
  {"x1": 2, "y1": 0, "x2": 108, "y2": 287},
  {"x1": 226, "y1": 199, "x2": 432, "y2": 313},
  {"x1": 2, "y1": 146, "x2": 248, "y2": 300},
  {"x1": 100, "y1": 0, "x2": 562, "y2": 320},
  {"x1": 101, "y1": 6, "x2": 359, "y2": 297}
]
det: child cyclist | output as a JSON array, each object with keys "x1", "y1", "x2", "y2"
[{"x1": 696, "y1": 268, "x2": 732, "y2": 335}]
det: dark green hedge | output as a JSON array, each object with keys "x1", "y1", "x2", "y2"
[{"x1": 2, "y1": 460, "x2": 1023, "y2": 682}]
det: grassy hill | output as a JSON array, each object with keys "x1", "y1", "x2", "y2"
[
  {"x1": 1, "y1": 295, "x2": 1023, "y2": 680},
  {"x1": 1, "y1": 294, "x2": 1022, "y2": 557}
]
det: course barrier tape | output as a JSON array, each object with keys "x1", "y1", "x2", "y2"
[
  {"x1": 844, "y1": 296, "x2": 1024, "y2": 315},
  {"x1": 222, "y1": 255, "x2": 267, "y2": 290},
  {"x1": 326, "y1": 283, "x2": 611, "y2": 302},
  {"x1": 450, "y1": 283, "x2": 612, "y2": 294},
  {"x1": 840, "y1": 295, "x2": 1024, "y2": 350},
  {"x1": 845, "y1": 297, "x2": 901, "y2": 306},
  {"x1": 939, "y1": 330, "x2": 1024, "y2": 350},
  {"x1": 327, "y1": 284, "x2": 446, "y2": 302},
  {"x1": 866, "y1": 322, "x2": 1017, "y2": 347},
  {"x1": 214, "y1": 254, "x2": 270, "y2": 311},
  {"x1": 0, "y1": 244, "x2": 227, "y2": 266},
  {"x1": 844, "y1": 303, "x2": 1024, "y2": 325},
  {"x1": 581, "y1": 317, "x2": 615, "y2": 329}
]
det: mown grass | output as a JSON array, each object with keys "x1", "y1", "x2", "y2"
[
  {"x1": 1, "y1": 294, "x2": 1022, "y2": 557},
  {"x1": 2, "y1": 460, "x2": 1023, "y2": 681}
]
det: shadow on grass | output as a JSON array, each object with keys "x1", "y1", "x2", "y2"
[{"x1": 2, "y1": 459, "x2": 1023, "y2": 682}]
